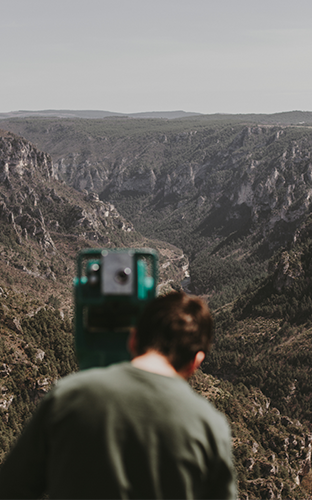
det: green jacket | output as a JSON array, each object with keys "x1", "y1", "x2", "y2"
[{"x1": 0, "y1": 363, "x2": 236, "y2": 499}]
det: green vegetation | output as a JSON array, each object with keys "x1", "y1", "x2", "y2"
[
  {"x1": 203, "y1": 219, "x2": 312, "y2": 426},
  {"x1": 190, "y1": 370, "x2": 311, "y2": 499},
  {"x1": 0, "y1": 289, "x2": 77, "y2": 463}
]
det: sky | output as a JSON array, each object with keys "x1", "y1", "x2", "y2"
[{"x1": 1, "y1": 0, "x2": 312, "y2": 115}]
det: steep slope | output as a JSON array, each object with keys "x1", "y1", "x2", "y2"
[
  {"x1": 187, "y1": 205, "x2": 312, "y2": 498},
  {"x1": 190, "y1": 371, "x2": 312, "y2": 500},
  {"x1": 204, "y1": 215, "x2": 312, "y2": 425},
  {"x1": 0, "y1": 129, "x2": 188, "y2": 296},
  {"x1": 0, "y1": 130, "x2": 188, "y2": 460},
  {"x1": 3, "y1": 117, "x2": 312, "y2": 309}
]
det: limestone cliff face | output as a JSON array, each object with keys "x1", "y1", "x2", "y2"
[
  {"x1": 0, "y1": 129, "x2": 188, "y2": 286},
  {"x1": 0, "y1": 131, "x2": 57, "y2": 251},
  {"x1": 44, "y1": 125, "x2": 312, "y2": 248},
  {"x1": 4, "y1": 120, "x2": 312, "y2": 248},
  {"x1": 0, "y1": 131, "x2": 55, "y2": 182},
  {"x1": 0, "y1": 130, "x2": 138, "y2": 253}
]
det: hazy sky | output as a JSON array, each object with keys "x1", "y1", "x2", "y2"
[{"x1": 2, "y1": 0, "x2": 312, "y2": 115}]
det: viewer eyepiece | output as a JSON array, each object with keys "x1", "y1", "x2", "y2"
[{"x1": 115, "y1": 267, "x2": 131, "y2": 284}]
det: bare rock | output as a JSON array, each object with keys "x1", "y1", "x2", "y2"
[
  {"x1": 0, "y1": 364, "x2": 12, "y2": 378},
  {"x1": 5, "y1": 317, "x2": 23, "y2": 335},
  {"x1": 35, "y1": 349, "x2": 45, "y2": 362}
]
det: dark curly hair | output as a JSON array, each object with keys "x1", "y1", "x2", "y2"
[{"x1": 136, "y1": 292, "x2": 214, "y2": 371}]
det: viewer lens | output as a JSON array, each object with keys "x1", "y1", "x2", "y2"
[{"x1": 115, "y1": 267, "x2": 131, "y2": 285}]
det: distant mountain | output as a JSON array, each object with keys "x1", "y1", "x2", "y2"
[
  {"x1": 0, "y1": 110, "x2": 124, "y2": 119},
  {"x1": 2, "y1": 109, "x2": 312, "y2": 124},
  {"x1": 0, "y1": 109, "x2": 202, "y2": 120},
  {"x1": 128, "y1": 110, "x2": 202, "y2": 119},
  {"x1": 199, "y1": 110, "x2": 312, "y2": 125}
]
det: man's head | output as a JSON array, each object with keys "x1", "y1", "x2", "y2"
[{"x1": 133, "y1": 292, "x2": 214, "y2": 372}]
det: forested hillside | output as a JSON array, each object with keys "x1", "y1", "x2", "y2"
[{"x1": 205, "y1": 215, "x2": 312, "y2": 424}]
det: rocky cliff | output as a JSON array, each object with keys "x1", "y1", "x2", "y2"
[
  {"x1": 3, "y1": 119, "x2": 312, "y2": 292},
  {"x1": 0, "y1": 129, "x2": 189, "y2": 292}
]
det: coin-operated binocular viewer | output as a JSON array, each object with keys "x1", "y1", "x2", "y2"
[{"x1": 74, "y1": 248, "x2": 158, "y2": 370}]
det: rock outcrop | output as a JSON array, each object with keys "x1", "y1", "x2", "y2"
[{"x1": 0, "y1": 130, "x2": 140, "y2": 254}]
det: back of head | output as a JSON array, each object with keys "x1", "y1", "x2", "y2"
[{"x1": 136, "y1": 292, "x2": 214, "y2": 371}]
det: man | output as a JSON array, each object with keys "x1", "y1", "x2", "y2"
[{"x1": 0, "y1": 292, "x2": 236, "y2": 499}]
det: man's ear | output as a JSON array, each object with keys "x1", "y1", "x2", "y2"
[
  {"x1": 128, "y1": 328, "x2": 138, "y2": 357},
  {"x1": 180, "y1": 351, "x2": 206, "y2": 380},
  {"x1": 193, "y1": 351, "x2": 206, "y2": 371}
]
